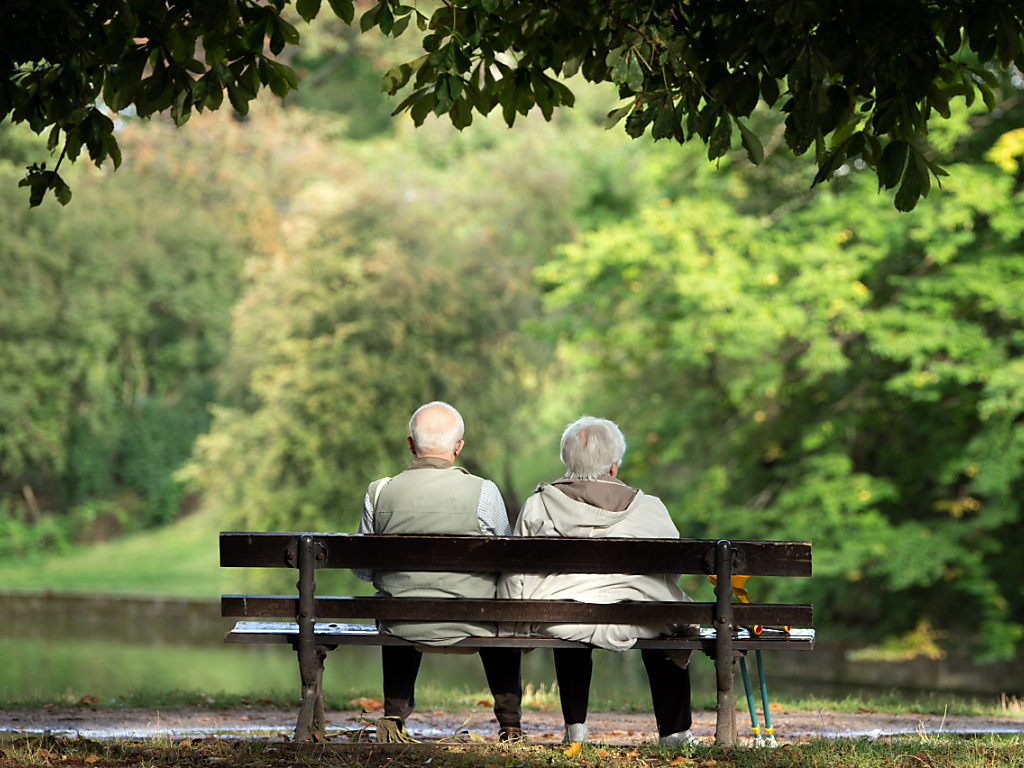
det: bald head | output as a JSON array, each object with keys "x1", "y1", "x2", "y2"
[{"x1": 408, "y1": 401, "x2": 465, "y2": 460}]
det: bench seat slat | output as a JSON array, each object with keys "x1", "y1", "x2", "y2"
[
  {"x1": 224, "y1": 620, "x2": 815, "y2": 651},
  {"x1": 221, "y1": 594, "x2": 812, "y2": 627},
  {"x1": 219, "y1": 533, "x2": 812, "y2": 577}
]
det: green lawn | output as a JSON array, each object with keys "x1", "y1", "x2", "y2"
[
  {"x1": 0, "y1": 509, "x2": 225, "y2": 597},
  {"x1": 0, "y1": 508, "x2": 374, "y2": 598}
]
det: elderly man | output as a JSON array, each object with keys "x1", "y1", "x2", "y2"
[
  {"x1": 499, "y1": 416, "x2": 698, "y2": 747},
  {"x1": 354, "y1": 401, "x2": 523, "y2": 742}
]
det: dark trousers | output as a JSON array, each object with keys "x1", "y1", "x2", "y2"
[
  {"x1": 553, "y1": 647, "x2": 692, "y2": 737},
  {"x1": 382, "y1": 645, "x2": 523, "y2": 727}
]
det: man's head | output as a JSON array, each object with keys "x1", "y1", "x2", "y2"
[
  {"x1": 559, "y1": 416, "x2": 626, "y2": 480},
  {"x1": 408, "y1": 401, "x2": 465, "y2": 460}
]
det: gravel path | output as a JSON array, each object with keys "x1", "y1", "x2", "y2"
[{"x1": 3, "y1": 705, "x2": 1024, "y2": 745}]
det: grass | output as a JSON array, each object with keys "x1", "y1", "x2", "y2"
[
  {"x1": 1, "y1": 732, "x2": 1022, "y2": 768},
  {"x1": 0, "y1": 508, "x2": 225, "y2": 598},
  {"x1": 0, "y1": 507, "x2": 375, "y2": 598}
]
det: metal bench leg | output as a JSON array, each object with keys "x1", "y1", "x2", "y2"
[
  {"x1": 314, "y1": 646, "x2": 327, "y2": 732},
  {"x1": 713, "y1": 540, "x2": 736, "y2": 746},
  {"x1": 294, "y1": 643, "x2": 326, "y2": 741},
  {"x1": 294, "y1": 534, "x2": 325, "y2": 742}
]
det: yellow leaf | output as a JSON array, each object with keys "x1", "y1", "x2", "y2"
[
  {"x1": 348, "y1": 696, "x2": 383, "y2": 710},
  {"x1": 669, "y1": 757, "x2": 691, "y2": 766},
  {"x1": 564, "y1": 741, "x2": 583, "y2": 757},
  {"x1": 84, "y1": 754, "x2": 101, "y2": 764},
  {"x1": 598, "y1": 748, "x2": 610, "y2": 758}
]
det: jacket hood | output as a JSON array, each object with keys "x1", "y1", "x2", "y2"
[{"x1": 532, "y1": 481, "x2": 652, "y2": 538}]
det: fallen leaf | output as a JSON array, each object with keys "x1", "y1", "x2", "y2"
[
  {"x1": 257, "y1": 698, "x2": 274, "y2": 705},
  {"x1": 564, "y1": 742, "x2": 583, "y2": 757},
  {"x1": 475, "y1": 699, "x2": 493, "y2": 706},
  {"x1": 349, "y1": 697, "x2": 384, "y2": 710},
  {"x1": 84, "y1": 755, "x2": 100, "y2": 764},
  {"x1": 669, "y1": 757, "x2": 691, "y2": 766},
  {"x1": 598, "y1": 748, "x2": 610, "y2": 758},
  {"x1": 768, "y1": 703, "x2": 782, "y2": 711}
]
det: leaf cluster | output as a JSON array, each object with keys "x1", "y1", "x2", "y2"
[
  {"x1": 4, "y1": 0, "x2": 1024, "y2": 209},
  {"x1": 1, "y1": 0, "x2": 300, "y2": 205},
  {"x1": 364, "y1": 0, "x2": 1024, "y2": 211}
]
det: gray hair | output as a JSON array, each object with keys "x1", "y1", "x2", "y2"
[
  {"x1": 560, "y1": 416, "x2": 626, "y2": 480},
  {"x1": 409, "y1": 401, "x2": 465, "y2": 455}
]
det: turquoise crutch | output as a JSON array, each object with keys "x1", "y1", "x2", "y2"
[
  {"x1": 739, "y1": 649, "x2": 777, "y2": 746},
  {"x1": 738, "y1": 654, "x2": 764, "y2": 744}
]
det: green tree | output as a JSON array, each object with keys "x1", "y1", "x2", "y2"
[
  {"x1": 538, "y1": 114, "x2": 1024, "y2": 659},
  {"x1": 0, "y1": 121, "x2": 243, "y2": 524},
  {"x1": 180, "y1": 108, "x2": 636, "y2": 531},
  {"x1": 4, "y1": 0, "x2": 1023, "y2": 210}
]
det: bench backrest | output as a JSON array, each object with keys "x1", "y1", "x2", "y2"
[
  {"x1": 220, "y1": 532, "x2": 811, "y2": 576},
  {"x1": 220, "y1": 532, "x2": 812, "y2": 627}
]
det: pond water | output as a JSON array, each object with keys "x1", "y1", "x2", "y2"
[{"x1": 2, "y1": 592, "x2": 1022, "y2": 707}]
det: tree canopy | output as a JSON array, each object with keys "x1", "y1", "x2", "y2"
[
  {"x1": 537, "y1": 128, "x2": 1024, "y2": 659},
  {"x1": 3, "y1": 0, "x2": 1023, "y2": 209}
]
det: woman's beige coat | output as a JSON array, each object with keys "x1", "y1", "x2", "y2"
[{"x1": 496, "y1": 479, "x2": 693, "y2": 651}]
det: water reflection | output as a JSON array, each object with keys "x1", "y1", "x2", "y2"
[{"x1": 3, "y1": 592, "x2": 1021, "y2": 706}]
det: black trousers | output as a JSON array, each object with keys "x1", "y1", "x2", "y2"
[
  {"x1": 553, "y1": 647, "x2": 692, "y2": 737},
  {"x1": 382, "y1": 645, "x2": 523, "y2": 727}
]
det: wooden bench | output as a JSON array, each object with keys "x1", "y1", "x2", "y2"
[{"x1": 220, "y1": 532, "x2": 813, "y2": 745}]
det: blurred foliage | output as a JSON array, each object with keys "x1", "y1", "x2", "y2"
[
  {"x1": 0, "y1": 120, "x2": 243, "y2": 530},
  {"x1": 538, "y1": 95, "x2": 1024, "y2": 659},
  {"x1": 4, "y1": 15, "x2": 1024, "y2": 660},
  {"x1": 179, "y1": 105, "x2": 642, "y2": 531}
]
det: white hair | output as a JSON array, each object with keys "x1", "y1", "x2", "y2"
[
  {"x1": 409, "y1": 401, "x2": 465, "y2": 455},
  {"x1": 560, "y1": 416, "x2": 626, "y2": 480}
]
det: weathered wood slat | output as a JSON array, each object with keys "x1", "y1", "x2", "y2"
[
  {"x1": 223, "y1": 621, "x2": 816, "y2": 652},
  {"x1": 219, "y1": 532, "x2": 812, "y2": 577},
  {"x1": 221, "y1": 594, "x2": 812, "y2": 626}
]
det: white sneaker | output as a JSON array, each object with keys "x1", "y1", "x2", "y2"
[
  {"x1": 660, "y1": 730, "x2": 700, "y2": 747},
  {"x1": 562, "y1": 723, "x2": 588, "y2": 744}
]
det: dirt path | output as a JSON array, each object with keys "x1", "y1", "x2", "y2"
[{"x1": 3, "y1": 705, "x2": 1023, "y2": 745}]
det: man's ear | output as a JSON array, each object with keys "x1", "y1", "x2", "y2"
[
  {"x1": 608, "y1": 463, "x2": 619, "y2": 477},
  {"x1": 407, "y1": 436, "x2": 417, "y2": 455},
  {"x1": 453, "y1": 439, "x2": 465, "y2": 457}
]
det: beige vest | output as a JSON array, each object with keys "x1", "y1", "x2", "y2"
[{"x1": 372, "y1": 460, "x2": 498, "y2": 645}]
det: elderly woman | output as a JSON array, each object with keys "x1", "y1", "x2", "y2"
[{"x1": 498, "y1": 416, "x2": 698, "y2": 747}]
